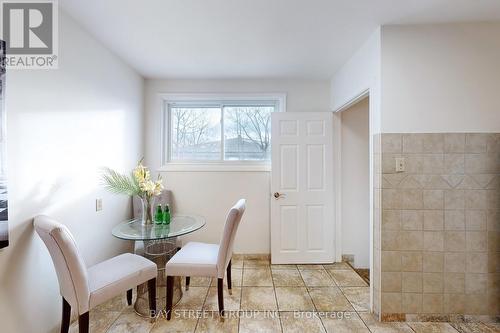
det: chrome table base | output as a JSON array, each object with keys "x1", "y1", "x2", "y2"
[{"x1": 134, "y1": 238, "x2": 182, "y2": 317}]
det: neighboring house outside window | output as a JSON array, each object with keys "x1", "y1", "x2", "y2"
[{"x1": 161, "y1": 94, "x2": 285, "y2": 171}]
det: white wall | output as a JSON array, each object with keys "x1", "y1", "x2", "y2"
[
  {"x1": 331, "y1": 28, "x2": 381, "y2": 133},
  {"x1": 381, "y1": 22, "x2": 500, "y2": 133},
  {"x1": 340, "y1": 98, "x2": 370, "y2": 268},
  {"x1": 144, "y1": 79, "x2": 330, "y2": 253},
  {"x1": 330, "y1": 28, "x2": 381, "y2": 289},
  {"x1": 0, "y1": 11, "x2": 143, "y2": 333}
]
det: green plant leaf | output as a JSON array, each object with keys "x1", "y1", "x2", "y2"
[{"x1": 100, "y1": 167, "x2": 139, "y2": 196}]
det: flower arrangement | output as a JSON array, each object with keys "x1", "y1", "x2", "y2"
[{"x1": 101, "y1": 159, "x2": 163, "y2": 225}]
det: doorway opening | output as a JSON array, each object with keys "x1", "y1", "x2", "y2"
[{"x1": 338, "y1": 97, "x2": 370, "y2": 283}]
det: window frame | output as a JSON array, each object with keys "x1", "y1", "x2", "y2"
[{"x1": 159, "y1": 93, "x2": 286, "y2": 172}]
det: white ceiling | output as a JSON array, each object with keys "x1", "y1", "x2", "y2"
[{"x1": 60, "y1": 0, "x2": 500, "y2": 79}]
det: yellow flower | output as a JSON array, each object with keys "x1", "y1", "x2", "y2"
[
  {"x1": 153, "y1": 179, "x2": 164, "y2": 196},
  {"x1": 134, "y1": 160, "x2": 163, "y2": 197},
  {"x1": 139, "y1": 180, "x2": 156, "y2": 195},
  {"x1": 133, "y1": 162, "x2": 150, "y2": 183}
]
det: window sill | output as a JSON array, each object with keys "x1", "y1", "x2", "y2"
[{"x1": 159, "y1": 163, "x2": 271, "y2": 172}]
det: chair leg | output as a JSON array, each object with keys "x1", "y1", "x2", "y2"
[
  {"x1": 126, "y1": 289, "x2": 133, "y2": 305},
  {"x1": 185, "y1": 276, "x2": 190, "y2": 290},
  {"x1": 78, "y1": 312, "x2": 89, "y2": 333},
  {"x1": 217, "y1": 278, "x2": 224, "y2": 318},
  {"x1": 61, "y1": 298, "x2": 70, "y2": 333},
  {"x1": 226, "y1": 260, "x2": 232, "y2": 295},
  {"x1": 166, "y1": 276, "x2": 174, "y2": 320},
  {"x1": 148, "y1": 278, "x2": 157, "y2": 317}
]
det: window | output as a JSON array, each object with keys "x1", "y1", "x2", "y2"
[
  {"x1": 162, "y1": 94, "x2": 284, "y2": 169},
  {"x1": 171, "y1": 107, "x2": 222, "y2": 160}
]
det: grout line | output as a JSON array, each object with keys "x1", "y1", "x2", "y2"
[
  {"x1": 297, "y1": 267, "x2": 331, "y2": 333},
  {"x1": 407, "y1": 323, "x2": 417, "y2": 333},
  {"x1": 237, "y1": 291, "x2": 241, "y2": 332},
  {"x1": 324, "y1": 267, "x2": 338, "y2": 286},
  {"x1": 238, "y1": 285, "x2": 243, "y2": 333},
  {"x1": 337, "y1": 284, "x2": 358, "y2": 312},
  {"x1": 106, "y1": 312, "x2": 123, "y2": 333},
  {"x1": 335, "y1": 269, "x2": 372, "y2": 332},
  {"x1": 104, "y1": 296, "x2": 132, "y2": 333},
  {"x1": 190, "y1": 284, "x2": 210, "y2": 333},
  {"x1": 344, "y1": 261, "x2": 370, "y2": 285},
  {"x1": 237, "y1": 260, "x2": 244, "y2": 333},
  {"x1": 357, "y1": 312, "x2": 376, "y2": 333},
  {"x1": 322, "y1": 265, "x2": 372, "y2": 332},
  {"x1": 270, "y1": 262, "x2": 285, "y2": 333}
]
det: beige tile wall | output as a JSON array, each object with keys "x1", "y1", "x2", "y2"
[
  {"x1": 377, "y1": 133, "x2": 499, "y2": 318},
  {"x1": 373, "y1": 133, "x2": 382, "y2": 318}
]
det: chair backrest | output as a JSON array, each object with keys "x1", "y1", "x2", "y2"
[
  {"x1": 133, "y1": 190, "x2": 173, "y2": 219},
  {"x1": 216, "y1": 199, "x2": 246, "y2": 278},
  {"x1": 33, "y1": 215, "x2": 90, "y2": 314}
]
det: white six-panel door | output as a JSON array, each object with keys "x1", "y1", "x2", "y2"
[{"x1": 271, "y1": 112, "x2": 334, "y2": 264}]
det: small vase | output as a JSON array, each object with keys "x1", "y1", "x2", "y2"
[{"x1": 141, "y1": 197, "x2": 154, "y2": 225}]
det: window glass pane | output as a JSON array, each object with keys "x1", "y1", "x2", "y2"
[
  {"x1": 223, "y1": 106, "x2": 273, "y2": 161},
  {"x1": 170, "y1": 107, "x2": 221, "y2": 160}
]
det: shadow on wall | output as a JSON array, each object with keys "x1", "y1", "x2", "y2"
[
  {"x1": 1, "y1": 107, "x2": 139, "y2": 331},
  {"x1": 0, "y1": 181, "x2": 66, "y2": 328}
]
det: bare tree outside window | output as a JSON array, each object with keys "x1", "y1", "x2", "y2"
[
  {"x1": 224, "y1": 106, "x2": 273, "y2": 160},
  {"x1": 171, "y1": 107, "x2": 221, "y2": 160},
  {"x1": 168, "y1": 102, "x2": 276, "y2": 162}
]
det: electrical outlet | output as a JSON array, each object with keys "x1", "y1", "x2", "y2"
[
  {"x1": 395, "y1": 157, "x2": 405, "y2": 172},
  {"x1": 96, "y1": 198, "x2": 103, "y2": 212}
]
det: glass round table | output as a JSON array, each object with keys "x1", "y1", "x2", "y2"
[{"x1": 112, "y1": 215, "x2": 205, "y2": 317}]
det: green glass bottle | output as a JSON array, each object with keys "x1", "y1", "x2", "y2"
[
  {"x1": 155, "y1": 204, "x2": 163, "y2": 224},
  {"x1": 163, "y1": 205, "x2": 171, "y2": 225}
]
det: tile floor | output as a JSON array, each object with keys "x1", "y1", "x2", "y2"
[{"x1": 66, "y1": 259, "x2": 499, "y2": 333}]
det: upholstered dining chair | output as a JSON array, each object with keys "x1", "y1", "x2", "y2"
[
  {"x1": 165, "y1": 199, "x2": 246, "y2": 320},
  {"x1": 34, "y1": 215, "x2": 158, "y2": 333}
]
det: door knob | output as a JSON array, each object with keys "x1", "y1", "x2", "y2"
[{"x1": 274, "y1": 192, "x2": 285, "y2": 199}]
